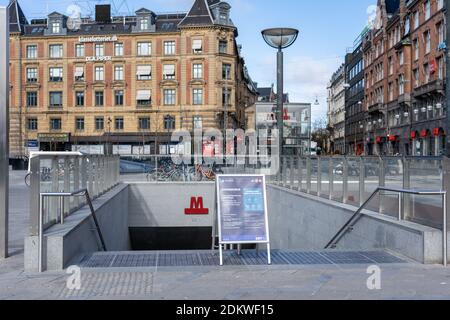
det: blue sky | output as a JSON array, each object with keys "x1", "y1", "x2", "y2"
[{"x1": 1, "y1": 0, "x2": 376, "y2": 121}]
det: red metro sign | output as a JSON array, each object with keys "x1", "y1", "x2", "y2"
[{"x1": 185, "y1": 197, "x2": 209, "y2": 215}]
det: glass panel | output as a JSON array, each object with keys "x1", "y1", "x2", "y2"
[
  {"x1": 346, "y1": 157, "x2": 360, "y2": 206},
  {"x1": 332, "y1": 158, "x2": 344, "y2": 202},
  {"x1": 363, "y1": 157, "x2": 381, "y2": 212},
  {"x1": 320, "y1": 158, "x2": 330, "y2": 199},
  {"x1": 310, "y1": 157, "x2": 318, "y2": 195},
  {"x1": 381, "y1": 157, "x2": 403, "y2": 218}
]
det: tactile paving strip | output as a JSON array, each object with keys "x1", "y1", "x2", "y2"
[{"x1": 80, "y1": 250, "x2": 406, "y2": 269}]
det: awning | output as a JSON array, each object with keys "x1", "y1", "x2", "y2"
[
  {"x1": 163, "y1": 64, "x2": 175, "y2": 76},
  {"x1": 136, "y1": 65, "x2": 151, "y2": 76},
  {"x1": 74, "y1": 67, "x2": 84, "y2": 77},
  {"x1": 136, "y1": 90, "x2": 151, "y2": 100},
  {"x1": 192, "y1": 39, "x2": 202, "y2": 50}
]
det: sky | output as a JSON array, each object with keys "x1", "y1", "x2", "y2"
[{"x1": 1, "y1": 0, "x2": 377, "y2": 121}]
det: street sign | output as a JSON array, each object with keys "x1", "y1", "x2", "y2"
[{"x1": 215, "y1": 175, "x2": 271, "y2": 265}]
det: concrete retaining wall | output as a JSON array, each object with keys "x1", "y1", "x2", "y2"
[
  {"x1": 267, "y1": 185, "x2": 447, "y2": 264},
  {"x1": 25, "y1": 184, "x2": 130, "y2": 272}
]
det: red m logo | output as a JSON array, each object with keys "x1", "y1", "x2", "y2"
[{"x1": 185, "y1": 197, "x2": 209, "y2": 215}]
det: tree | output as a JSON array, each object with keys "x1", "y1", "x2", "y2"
[{"x1": 312, "y1": 117, "x2": 331, "y2": 155}]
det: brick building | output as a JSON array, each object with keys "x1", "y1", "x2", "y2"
[
  {"x1": 363, "y1": 0, "x2": 446, "y2": 156},
  {"x1": 7, "y1": 0, "x2": 257, "y2": 164}
]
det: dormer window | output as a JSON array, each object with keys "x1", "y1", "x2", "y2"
[
  {"x1": 52, "y1": 21, "x2": 60, "y2": 34},
  {"x1": 140, "y1": 18, "x2": 149, "y2": 30},
  {"x1": 219, "y1": 11, "x2": 228, "y2": 22}
]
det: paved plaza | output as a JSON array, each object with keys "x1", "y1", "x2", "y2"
[{"x1": 1, "y1": 170, "x2": 450, "y2": 300}]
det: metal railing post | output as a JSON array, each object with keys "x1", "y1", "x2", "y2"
[
  {"x1": 29, "y1": 156, "x2": 40, "y2": 236},
  {"x1": 403, "y1": 157, "x2": 411, "y2": 221},
  {"x1": 73, "y1": 157, "x2": 80, "y2": 210},
  {"x1": 329, "y1": 158, "x2": 334, "y2": 201},
  {"x1": 359, "y1": 157, "x2": 365, "y2": 206},
  {"x1": 306, "y1": 157, "x2": 312, "y2": 194},
  {"x1": 342, "y1": 157, "x2": 349, "y2": 204},
  {"x1": 282, "y1": 157, "x2": 288, "y2": 187},
  {"x1": 297, "y1": 157, "x2": 303, "y2": 191},
  {"x1": 443, "y1": 192, "x2": 447, "y2": 267},
  {"x1": 317, "y1": 157, "x2": 322, "y2": 197},
  {"x1": 290, "y1": 157, "x2": 295, "y2": 189},
  {"x1": 63, "y1": 158, "x2": 70, "y2": 217},
  {"x1": 379, "y1": 157, "x2": 386, "y2": 215}
]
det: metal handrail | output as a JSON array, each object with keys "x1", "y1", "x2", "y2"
[
  {"x1": 324, "y1": 187, "x2": 448, "y2": 267},
  {"x1": 38, "y1": 189, "x2": 107, "y2": 273}
]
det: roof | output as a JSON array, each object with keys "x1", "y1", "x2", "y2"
[
  {"x1": 178, "y1": 0, "x2": 214, "y2": 27},
  {"x1": 8, "y1": 0, "x2": 28, "y2": 33}
]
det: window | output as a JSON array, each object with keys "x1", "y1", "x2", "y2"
[
  {"x1": 49, "y1": 67, "x2": 63, "y2": 82},
  {"x1": 193, "y1": 63, "x2": 203, "y2": 79},
  {"x1": 193, "y1": 88, "x2": 203, "y2": 105},
  {"x1": 27, "y1": 118, "x2": 38, "y2": 131},
  {"x1": 404, "y1": 17, "x2": 410, "y2": 35},
  {"x1": 424, "y1": 31, "x2": 431, "y2": 54},
  {"x1": 114, "y1": 65, "x2": 124, "y2": 81},
  {"x1": 75, "y1": 44, "x2": 84, "y2": 57},
  {"x1": 136, "y1": 90, "x2": 151, "y2": 106},
  {"x1": 75, "y1": 91, "x2": 84, "y2": 106},
  {"x1": 26, "y1": 68, "x2": 38, "y2": 82},
  {"x1": 95, "y1": 44, "x2": 104, "y2": 57},
  {"x1": 95, "y1": 117, "x2": 104, "y2": 130},
  {"x1": 52, "y1": 22, "x2": 60, "y2": 34},
  {"x1": 413, "y1": 68, "x2": 419, "y2": 88},
  {"x1": 136, "y1": 65, "x2": 151, "y2": 80},
  {"x1": 74, "y1": 66, "x2": 84, "y2": 81},
  {"x1": 425, "y1": 0, "x2": 431, "y2": 21},
  {"x1": 438, "y1": 0, "x2": 444, "y2": 10},
  {"x1": 222, "y1": 88, "x2": 231, "y2": 106},
  {"x1": 27, "y1": 45, "x2": 37, "y2": 59},
  {"x1": 49, "y1": 44, "x2": 63, "y2": 58},
  {"x1": 26, "y1": 92, "x2": 37, "y2": 107},
  {"x1": 222, "y1": 63, "x2": 232, "y2": 80},
  {"x1": 163, "y1": 89, "x2": 176, "y2": 105},
  {"x1": 115, "y1": 43, "x2": 124, "y2": 56},
  {"x1": 50, "y1": 118, "x2": 61, "y2": 130},
  {"x1": 95, "y1": 91, "x2": 104, "y2": 106},
  {"x1": 115, "y1": 117, "x2": 124, "y2": 130},
  {"x1": 424, "y1": 63, "x2": 430, "y2": 83},
  {"x1": 95, "y1": 66, "x2": 104, "y2": 81},
  {"x1": 438, "y1": 58, "x2": 444, "y2": 80},
  {"x1": 164, "y1": 115, "x2": 175, "y2": 130},
  {"x1": 399, "y1": 51, "x2": 404, "y2": 65},
  {"x1": 137, "y1": 42, "x2": 151, "y2": 56},
  {"x1": 388, "y1": 82, "x2": 393, "y2": 101},
  {"x1": 219, "y1": 41, "x2": 228, "y2": 54},
  {"x1": 414, "y1": 11, "x2": 419, "y2": 30},
  {"x1": 193, "y1": 116, "x2": 202, "y2": 129},
  {"x1": 163, "y1": 64, "x2": 176, "y2": 80},
  {"x1": 414, "y1": 39, "x2": 419, "y2": 60},
  {"x1": 192, "y1": 39, "x2": 202, "y2": 54},
  {"x1": 49, "y1": 91, "x2": 63, "y2": 107},
  {"x1": 399, "y1": 74, "x2": 405, "y2": 95},
  {"x1": 75, "y1": 117, "x2": 84, "y2": 131},
  {"x1": 115, "y1": 90, "x2": 124, "y2": 106},
  {"x1": 139, "y1": 117, "x2": 150, "y2": 130},
  {"x1": 388, "y1": 57, "x2": 394, "y2": 75},
  {"x1": 164, "y1": 41, "x2": 176, "y2": 55},
  {"x1": 140, "y1": 18, "x2": 149, "y2": 30},
  {"x1": 438, "y1": 23, "x2": 445, "y2": 44}
]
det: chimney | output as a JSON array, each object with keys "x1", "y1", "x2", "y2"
[{"x1": 95, "y1": 4, "x2": 111, "y2": 23}]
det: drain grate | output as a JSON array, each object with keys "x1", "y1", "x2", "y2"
[{"x1": 80, "y1": 250, "x2": 406, "y2": 269}]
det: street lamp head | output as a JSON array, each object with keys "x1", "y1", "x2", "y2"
[{"x1": 261, "y1": 28, "x2": 299, "y2": 49}]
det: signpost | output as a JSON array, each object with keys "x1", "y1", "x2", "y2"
[{"x1": 215, "y1": 175, "x2": 271, "y2": 266}]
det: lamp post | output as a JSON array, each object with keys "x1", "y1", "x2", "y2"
[{"x1": 262, "y1": 28, "x2": 299, "y2": 161}]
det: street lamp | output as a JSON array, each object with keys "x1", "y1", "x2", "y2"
[{"x1": 262, "y1": 28, "x2": 299, "y2": 159}]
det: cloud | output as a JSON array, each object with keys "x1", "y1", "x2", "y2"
[{"x1": 250, "y1": 54, "x2": 342, "y2": 122}]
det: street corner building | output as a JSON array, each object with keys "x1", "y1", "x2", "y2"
[
  {"x1": 7, "y1": 0, "x2": 258, "y2": 166},
  {"x1": 362, "y1": 0, "x2": 446, "y2": 156}
]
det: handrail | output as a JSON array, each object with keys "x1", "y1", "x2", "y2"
[
  {"x1": 38, "y1": 189, "x2": 107, "y2": 272},
  {"x1": 324, "y1": 187, "x2": 447, "y2": 267}
]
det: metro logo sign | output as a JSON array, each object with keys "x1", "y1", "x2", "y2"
[{"x1": 185, "y1": 197, "x2": 209, "y2": 215}]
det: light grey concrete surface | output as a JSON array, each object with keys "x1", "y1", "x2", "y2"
[
  {"x1": 128, "y1": 183, "x2": 215, "y2": 227},
  {"x1": 267, "y1": 185, "x2": 448, "y2": 264},
  {"x1": 24, "y1": 184, "x2": 130, "y2": 272}
]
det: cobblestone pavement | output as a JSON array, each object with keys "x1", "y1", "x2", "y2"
[{"x1": 1, "y1": 170, "x2": 450, "y2": 300}]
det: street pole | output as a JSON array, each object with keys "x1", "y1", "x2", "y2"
[
  {"x1": 0, "y1": 6, "x2": 9, "y2": 259},
  {"x1": 446, "y1": 0, "x2": 450, "y2": 156},
  {"x1": 277, "y1": 48, "x2": 284, "y2": 160}
]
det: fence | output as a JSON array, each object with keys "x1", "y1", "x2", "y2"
[{"x1": 29, "y1": 154, "x2": 120, "y2": 235}]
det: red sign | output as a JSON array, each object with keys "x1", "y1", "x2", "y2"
[
  {"x1": 421, "y1": 130, "x2": 428, "y2": 138},
  {"x1": 185, "y1": 197, "x2": 209, "y2": 215},
  {"x1": 433, "y1": 128, "x2": 441, "y2": 137},
  {"x1": 283, "y1": 108, "x2": 291, "y2": 120},
  {"x1": 410, "y1": 131, "x2": 416, "y2": 139},
  {"x1": 389, "y1": 135, "x2": 396, "y2": 142},
  {"x1": 376, "y1": 136, "x2": 383, "y2": 144}
]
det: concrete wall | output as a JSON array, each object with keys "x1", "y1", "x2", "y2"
[
  {"x1": 128, "y1": 183, "x2": 215, "y2": 228},
  {"x1": 267, "y1": 185, "x2": 447, "y2": 264},
  {"x1": 25, "y1": 184, "x2": 130, "y2": 272}
]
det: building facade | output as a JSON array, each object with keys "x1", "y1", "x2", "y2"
[
  {"x1": 363, "y1": 0, "x2": 446, "y2": 156},
  {"x1": 345, "y1": 34, "x2": 366, "y2": 155},
  {"x1": 327, "y1": 63, "x2": 346, "y2": 154},
  {"x1": 8, "y1": 0, "x2": 257, "y2": 163}
]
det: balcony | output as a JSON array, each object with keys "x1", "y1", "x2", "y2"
[
  {"x1": 368, "y1": 102, "x2": 383, "y2": 114},
  {"x1": 414, "y1": 80, "x2": 445, "y2": 98}
]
